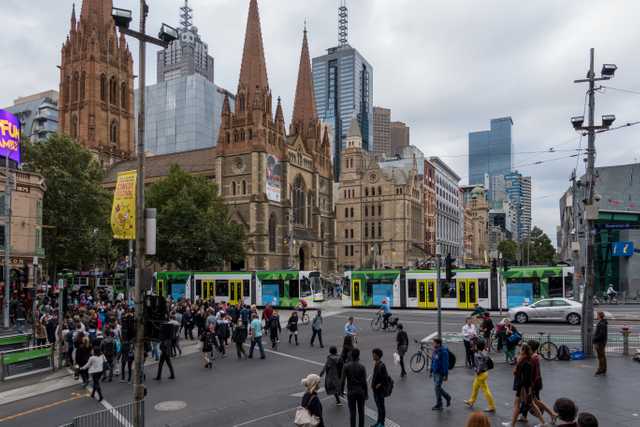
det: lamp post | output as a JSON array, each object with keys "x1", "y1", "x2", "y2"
[
  {"x1": 436, "y1": 244, "x2": 442, "y2": 340},
  {"x1": 571, "y1": 48, "x2": 617, "y2": 356},
  {"x1": 112, "y1": 4, "x2": 177, "y2": 425}
]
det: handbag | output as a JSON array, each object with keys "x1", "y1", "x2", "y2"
[
  {"x1": 393, "y1": 351, "x2": 401, "y2": 365},
  {"x1": 294, "y1": 396, "x2": 321, "y2": 427}
]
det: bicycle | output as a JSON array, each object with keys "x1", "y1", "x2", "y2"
[
  {"x1": 530, "y1": 332, "x2": 558, "y2": 361},
  {"x1": 409, "y1": 339, "x2": 432, "y2": 373},
  {"x1": 370, "y1": 312, "x2": 397, "y2": 332}
]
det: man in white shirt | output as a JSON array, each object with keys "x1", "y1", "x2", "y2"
[{"x1": 462, "y1": 317, "x2": 478, "y2": 368}]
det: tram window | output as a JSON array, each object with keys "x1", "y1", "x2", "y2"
[
  {"x1": 478, "y1": 279, "x2": 488, "y2": 299},
  {"x1": 300, "y1": 278, "x2": 312, "y2": 297},
  {"x1": 216, "y1": 280, "x2": 229, "y2": 296},
  {"x1": 439, "y1": 280, "x2": 451, "y2": 298},
  {"x1": 289, "y1": 280, "x2": 300, "y2": 298},
  {"x1": 195, "y1": 280, "x2": 202, "y2": 297},
  {"x1": 343, "y1": 279, "x2": 351, "y2": 296},
  {"x1": 549, "y1": 277, "x2": 563, "y2": 297},
  {"x1": 243, "y1": 280, "x2": 250, "y2": 297},
  {"x1": 365, "y1": 282, "x2": 373, "y2": 298},
  {"x1": 408, "y1": 279, "x2": 417, "y2": 298},
  {"x1": 565, "y1": 274, "x2": 574, "y2": 298}
]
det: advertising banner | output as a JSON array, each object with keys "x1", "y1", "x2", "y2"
[
  {"x1": 266, "y1": 154, "x2": 282, "y2": 202},
  {"x1": 0, "y1": 109, "x2": 21, "y2": 165},
  {"x1": 111, "y1": 170, "x2": 137, "y2": 240}
]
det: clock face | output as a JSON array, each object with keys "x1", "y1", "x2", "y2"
[{"x1": 369, "y1": 172, "x2": 378, "y2": 183}]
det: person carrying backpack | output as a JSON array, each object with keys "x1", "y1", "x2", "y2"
[
  {"x1": 430, "y1": 337, "x2": 451, "y2": 411},
  {"x1": 371, "y1": 348, "x2": 391, "y2": 427},
  {"x1": 268, "y1": 310, "x2": 282, "y2": 349},
  {"x1": 287, "y1": 311, "x2": 300, "y2": 345},
  {"x1": 464, "y1": 340, "x2": 496, "y2": 412},
  {"x1": 100, "y1": 329, "x2": 116, "y2": 382}
]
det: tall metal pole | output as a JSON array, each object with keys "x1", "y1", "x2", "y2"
[
  {"x1": 581, "y1": 48, "x2": 597, "y2": 357},
  {"x1": 133, "y1": 0, "x2": 148, "y2": 424},
  {"x1": 436, "y1": 249, "x2": 442, "y2": 340},
  {"x1": 3, "y1": 155, "x2": 12, "y2": 329}
]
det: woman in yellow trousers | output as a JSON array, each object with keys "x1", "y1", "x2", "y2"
[{"x1": 464, "y1": 340, "x2": 496, "y2": 412}]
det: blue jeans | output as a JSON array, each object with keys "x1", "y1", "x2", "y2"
[
  {"x1": 249, "y1": 336, "x2": 265, "y2": 358},
  {"x1": 151, "y1": 341, "x2": 160, "y2": 360},
  {"x1": 15, "y1": 319, "x2": 25, "y2": 333},
  {"x1": 433, "y1": 373, "x2": 451, "y2": 407}
]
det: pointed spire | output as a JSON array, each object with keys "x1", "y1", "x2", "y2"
[
  {"x1": 291, "y1": 25, "x2": 318, "y2": 134},
  {"x1": 80, "y1": 0, "x2": 113, "y2": 26},
  {"x1": 347, "y1": 116, "x2": 362, "y2": 139},
  {"x1": 275, "y1": 97, "x2": 284, "y2": 123},
  {"x1": 70, "y1": 3, "x2": 77, "y2": 28},
  {"x1": 222, "y1": 94, "x2": 231, "y2": 115},
  {"x1": 238, "y1": 0, "x2": 269, "y2": 100}
]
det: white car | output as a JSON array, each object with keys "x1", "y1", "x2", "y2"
[{"x1": 509, "y1": 298, "x2": 582, "y2": 325}]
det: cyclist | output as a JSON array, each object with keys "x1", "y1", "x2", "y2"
[
  {"x1": 606, "y1": 285, "x2": 617, "y2": 303},
  {"x1": 379, "y1": 298, "x2": 392, "y2": 330},
  {"x1": 344, "y1": 316, "x2": 358, "y2": 338},
  {"x1": 296, "y1": 299, "x2": 308, "y2": 321}
]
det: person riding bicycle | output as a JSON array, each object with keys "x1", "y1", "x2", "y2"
[
  {"x1": 344, "y1": 316, "x2": 358, "y2": 338},
  {"x1": 379, "y1": 298, "x2": 392, "y2": 330},
  {"x1": 606, "y1": 285, "x2": 617, "y2": 302},
  {"x1": 296, "y1": 299, "x2": 308, "y2": 320}
]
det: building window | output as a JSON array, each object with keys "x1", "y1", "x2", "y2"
[
  {"x1": 365, "y1": 188, "x2": 369, "y2": 197},
  {"x1": 80, "y1": 72, "x2": 86, "y2": 100},
  {"x1": 345, "y1": 229, "x2": 349, "y2": 239},
  {"x1": 345, "y1": 245, "x2": 349, "y2": 257},
  {"x1": 121, "y1": 83, "x2": 127, "y2": 110},
  {"x1": 232, "y1": 182, "x2": 237, "y2": 195},
  {"x1": 378, "y1": 186, "x2": 382, "y2": 195},
  {"x1": 364, "y1": 206, "x2": 368, "y2": 217},
  {"x1": 239, "y1": 94, "x2": 245, "y2": 112},
  {"x1": 350, "y1": 229, "x2": 354, "y2": 238},
  {"x1": 100, "y1": 74, "x2": 107, "y2": 102},
  {"x1": 242, "y1": 180, "x2": 247, "y2": 195},
  {"x1": 110, "y1": 120, "x2": 118, "y2": 145},
  {"x1": 293, "y1": 176, "x2": 306, "y2": 225},
  {"x1": 378, "y1": 222, "x2": 382, "y2": 238},
  {"x1": 350, "y1": 245, "x2": 354, "y2": 256},
  {"x1": 71, "y1": 114, "x2": 78, "y2": 139},
  {"x1": 109, "y1": 77, "x2": 118, "y2": 105},
  {"x1": 64, "y1": 76, "x2": 70, "y2": 105},
  {"x1": 350, "y1": 207, "x2": 354, "y2": 217},
  {"x1": 72, "y1": 72, "x2": 79, "y2": 102},
  {"x1": 268, "y1": 214, "x2": 277, "y2": 252},
  {"x1": 378, "y1": 205, "x2": 382, "y2": 216}
]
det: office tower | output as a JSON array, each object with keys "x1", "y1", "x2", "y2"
[
  {"x1": 390, "y1": 121, "x2": 410, "y2": 157},
  {"x1": 372, "y1": 106, "x2": 391, "y2": 158},
  {"x1": 430, "y1": 156, "x2": 464, "y2": 259},
  {"x1": 5, "y1": 90, "x2": 59, "y2": 143},
  {"x1": 468, "y1": 117, "x2": 513, "y2": 185},
  {"x1": 312, "y1": 1, "x2": 373, "y2": 180},
  {"x1": 505, "y1": 171, "x2": 532, "y2": 242}
]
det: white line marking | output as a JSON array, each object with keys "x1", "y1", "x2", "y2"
[
  {"x1": 422, "y1": 331, "x2": 438, "y2": 343},
  {"x1": 81, "y1": 383, "x2": 132, "y2": 427},
  {"x1": 232, "y1": 396, "x2": 334, "y2": 426}
]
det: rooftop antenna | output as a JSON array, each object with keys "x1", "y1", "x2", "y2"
[
  {"x1": 338, "y1": 0, "x2": 348, "y2": 46},
  {"x1": 180, "y1": 0, "x2": 193, "y2": 31}
]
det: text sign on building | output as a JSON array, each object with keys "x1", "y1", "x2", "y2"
[
  {"x1": 612, "y1": 241, "x2": 634, "y2": 257},
  {"x1": 266, "y1": 154, "x2": 282, "y2": 202},
  {"x1": 111, "y1": 170, "x2": 137, "y2": 240},
  {"x1": 0, "y1": 109, "x2": 21, "y2": 165}
]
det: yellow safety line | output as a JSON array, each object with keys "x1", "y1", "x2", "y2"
[{"x1": 0, "y1": 392, "x2": 88, "y2": 423}]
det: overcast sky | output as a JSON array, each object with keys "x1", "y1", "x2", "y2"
[{"x1": 3, "y1": 0, "x2": 640, "y2": 245}]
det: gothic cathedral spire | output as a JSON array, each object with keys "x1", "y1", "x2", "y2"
[
  {"x1": 290, "y1": 26, "x2": 318, "y2": 140},
  {"x1": 237, "y1": 0, "x2": 270, "y2": 113}
]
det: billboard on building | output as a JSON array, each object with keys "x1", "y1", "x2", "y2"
[
  {"x1": 266, "y1": 154, "x2": 282, "y2": 202},
  {"x1": 111, "y1": 170, "x2": 137, "y2": 240},
  {"x1": 0, "y1": 109, "x2": 21, "y2": 165}
]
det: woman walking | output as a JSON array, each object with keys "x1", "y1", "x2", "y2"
[
  {"x1": 81, "y1": 347, "x2": 106, "y2": 401},
  {"x1": 299, "y1": 374, "x2": 324, "y2": 427},
  {"x1": 504, "y1": 320, "x2": 520, "y2": 365},
  {"x1": 464, "y1": 340, "x2": 496, "y2": 412},
  {"x1": 396, "y1": 323, "x2": 409, "y2": 378},
  {"x1": 201, "y1": 324, "x2": 216, "y2": 369},
  {"x1": 75, "y1": 336, "x2": 92, "y2": 386},
  {"x1": 232, "y1": 319, "x2": 248, "y2": 359},
  {"x1": 319, "y1": 346, "x2": 342, "y2": 405},
  {"x1": 287, "y1": 311, "x2": 300, "y2": 345},
  {"x1": 501, "y1": 343, "x2": 546, "y2": 427},
  {"x1": 268, "y1": 310, "x2": 282, "y2": 349}
]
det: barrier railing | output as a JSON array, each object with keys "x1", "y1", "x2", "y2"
[
  {"x1": 0, "y1": 344, "x2": 54, "y2": 381},
  {"x1": 59, "y1": 400, "x2": 144, "y2": 427}
]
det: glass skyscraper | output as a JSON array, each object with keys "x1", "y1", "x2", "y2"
[
  {"x1": 5, "y1": 90, "x2": 59, "y2": 143},
  {"x1": 504, "y1": 171, "x2": 532, "y2": 242},
  {"x1": 468, "y1": 117, "x2": 513, "y2": 185},
  {"x1": 312, "y1": 44, "x2": 373, "y2": 180}
]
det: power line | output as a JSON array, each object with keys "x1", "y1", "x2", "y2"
[{"x1": 600, "y1": 85, "x2": 640, "y2": 96}]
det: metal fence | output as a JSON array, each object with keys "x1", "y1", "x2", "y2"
[
  {"x1": 60, "y1": 400, "x2": 144, "y2": 427},
  {"x1": 521, "y1": 332, "x2": 640, "y2": 354}
]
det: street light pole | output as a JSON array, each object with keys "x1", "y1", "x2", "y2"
[
  {"x1": 2, "y1": 155, "x2": 12, "y2": 329},
  {"x1": 436, "y1": 244, "x2": 442, "y2": 340},
  {"x1": 572, "y1": 48, "x2": 617, "y2": 356}
]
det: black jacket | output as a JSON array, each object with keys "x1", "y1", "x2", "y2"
[
  {"x1": 593, "y1": 319, "x2": 608, "y2": 345},
  {"x1": 371, "y1": 361, "x2": 389, "y2": 394},
  {"x1": 342, "y1": 360, "x2": 368, "y2": 399},
  {"x1": 396, "y1": 330, "x2": 409, "y2": 352},
  {"x1": 301, "y1": 392, "x2": 324, "y2": 427}
]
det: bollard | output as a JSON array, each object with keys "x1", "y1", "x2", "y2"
[{"x1": 621, "y1": 326, "x2": 631, "y2": 356}]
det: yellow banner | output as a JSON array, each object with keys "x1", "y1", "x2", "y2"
[{"x1": 111, "y1": 170, "x2": 137, "y2": 240}]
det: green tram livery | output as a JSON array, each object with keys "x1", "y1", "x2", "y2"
[
  {"x1": 342, "y1": 266, "x2": 575, "y2": 310},
  {"x1": 154, "y1": 271, "x2": 324, "y2": 308}
]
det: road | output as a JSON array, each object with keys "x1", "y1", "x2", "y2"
[{"x1": 1, "y1": 306, "x2": 639, "y2": 426}]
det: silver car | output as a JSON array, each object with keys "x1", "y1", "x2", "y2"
[{"x1": 509, "y1": 298, "x2": 582, "y2": 325}]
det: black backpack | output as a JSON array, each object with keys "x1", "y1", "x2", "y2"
[
  {"x1": 557, "y1": 345, "x2": 571, "y2": 361},
  {"x1": 448, "y1": 351, "x2": 456, "y2": 370},
  {"x1": 486, "y1": 355, "x2": 494, "y2": 370},
  {"x1": 383, "y1": 374, "x2": 394, "y2": 397}
]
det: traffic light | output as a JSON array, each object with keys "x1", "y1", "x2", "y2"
[
  {"x1": 445, "y1": 254, "x2": 457, "y2": 282},
  {"x1": 502, "y1": 259, "x2": 510, "y2": 272},
  {"x1": 19, "y1": 263, "x2": 29, "y2": 285},
  {"x1": 491, "y1": 259, "x2": 498, "y2": 273}
]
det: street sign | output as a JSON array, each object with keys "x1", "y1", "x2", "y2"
[
  {"x1": 612, "y1": 241, "x2": 635, "y2": 257},
  {"x1": 597, "y1": 223, "x2": 640, "y2": 230}
]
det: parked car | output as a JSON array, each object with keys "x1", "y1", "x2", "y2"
[{"x1": 509, "y1": 298, "x2": 582, "y2": 325}]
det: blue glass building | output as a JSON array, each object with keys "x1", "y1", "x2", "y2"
[
  {"x1": 5, "y1": 90, "x2": 59, "y2": 143},
  {"x1": 468, "y1": 117, "x2": 513, "y2": 185},
  {"x1": 312, "y1": 44, "x2": 373, "y2": 180}
]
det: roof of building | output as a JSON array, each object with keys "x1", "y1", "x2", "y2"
[
  {"x1": 291, "y1": 28, "x2": 317, "y2": 127},
  {"x1": 238, "y1": 0, "x2": 269, "y2": 96},
  {"x1": 103, "y1": 147, "x2": 216, "y2": 184},
  {"x1": 347, "y1": 117, "x2": 362, "y2": 139}
]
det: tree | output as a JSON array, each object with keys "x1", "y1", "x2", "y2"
[
  {"x1": 498, "y1": 240, "x2": 518, "y2": 264},
  {"x1": 146, "y1": 165, "x2": 246, "y2": 271},
  {"x1": 524, "y1": 226, "x2": 556, "y2": 265},
  {"x1": 22, "y1": 134, "x2": 119, "y2": 275}
]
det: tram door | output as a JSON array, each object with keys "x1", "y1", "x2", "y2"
[
  {"x1": 156, "y1": 280, "x2": 164, "y2": 297},
  {"x1": 457, "y1": 279, "x2": 468, "y2": 309},
  {"x1": 457, "y1": 279, "x2": 479, "y2": 309},
  {"x1": 352, "y1": 279, "x2": 363, "y2": 307},
  {"x1": 426, "y1": 280, "x2": 437, "y2": 309},
  {"x1": 229, "y1": 280, "x2": 242, "y2": 305},
  {"x1": 417, "y1": 280, "x2": 427, "y2": 309},
  {"x1": 203, "y1": 280, "x2": 215, "y2": 301}
]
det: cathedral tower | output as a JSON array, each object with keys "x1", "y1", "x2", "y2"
[{"x1": 59, "y1": 0, "x2": 135, "y2": 166}]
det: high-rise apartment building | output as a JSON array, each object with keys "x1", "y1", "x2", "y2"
[
  {"x1": 372, "y1": 106, "x2": 391, "y2": 158},
  {"x1": 5, "y1": 90, "x2": 59, "y2": 143},
  {"x1": 505, "y1": 171, "x2": 532, "y2": 242},
  {"x1": 137, "y1": 1, "x2": 232, "y2": 156},
  {"x1": 468, "y1": 117, "x2": 513, "y2": 186},
  {"x1": 312, "y1": 3, "x2": 373, "y2": 180},
  {"x1": 430, "y1": 156, "x2": 464, "y2": 259},
  {"x1": 390, "y1": 121, "x2": 410, "y2": 157}
]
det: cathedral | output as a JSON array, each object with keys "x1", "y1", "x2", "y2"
[
  {"x1": 95, "y1": 0, "x2": 337, "y2": 273},
  {"x1": 58, "y1": 0, "x2": 135, "y2": 166}
]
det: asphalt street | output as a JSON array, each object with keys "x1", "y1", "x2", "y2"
[{"x1": 1, "y1": 306, "x2": 639, "y2": 426}]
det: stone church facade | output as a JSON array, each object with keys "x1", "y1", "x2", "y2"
[{"x1": 59, "y1": 0, "x2": 135, "y2": 166}]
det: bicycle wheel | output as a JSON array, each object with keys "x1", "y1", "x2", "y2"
[
  {"x1": 539, "y1": 341, "x2": 558, "y2": 361},
  {"x1": 371, "y1": 317, "x2": 381, "y2": 331},
  {"x1": 410, "y1": 352, "x2": 425, "y2": 373}
]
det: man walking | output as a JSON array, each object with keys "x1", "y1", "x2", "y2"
[
  {"x1": 248, "y1": 313, "x2": 265, "y2": 359},
  {"x1": 371, "y1": 348, "x2": 390, "y2": 427},
  {"x1": 430, "y1": 337, "x2": 451, "y2": 410},
  {"x1": 342, "y1": 348, "x2": 368, "y2": 427},
  {"x1": 310, "y1": 310, "x2": 324, "y2": 348},
  {"x1": 593, "y1": 311, "x2": 608, "y2": 376},
  {"x1": 155, "y1": 337, "x2": 175, "y2": 380}
]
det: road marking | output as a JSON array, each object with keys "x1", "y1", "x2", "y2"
[
  {"x1": 80, "y1": 382, "x2": 132, "y2": 427},
  {"x1": 0, "y1": 376, "x2": 78, "y2": 406},
  {"x1": 0, "y1": 392, "x2": 87, "y2": 423},
  {"x1": 290, "y1": 388, "x2": 325, "y2": 397},
  {"x1": 232, "y1": 396, "x2": 334, "y2": 426}
]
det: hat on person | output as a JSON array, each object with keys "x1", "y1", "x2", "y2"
[{"x1": 301, "y1": 374, "x2": 321, "y2": 392}]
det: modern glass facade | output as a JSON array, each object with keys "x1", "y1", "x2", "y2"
[
  {"x1": 136, "y1": 75, "x2": 232, "y2": 155},
  {"x1": 313, "y1": 44, "x2": 373, "y2": 180},
  {"x1": 468, "y1": 117, "x2": 513, "y2": 185},
  {"x1": 504, "y1": 171, "x2": 532, "y2": 242},
  {"x1": 5, "y1": 90, "x2": 59, "y2": 142}
]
